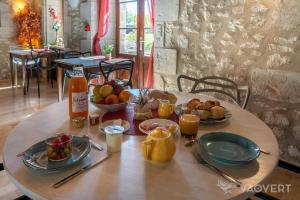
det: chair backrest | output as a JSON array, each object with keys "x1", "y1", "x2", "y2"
[
  {"x1": 63, "y1": 51, "x2": 91, "y2": 59},
  {"x1": 27, "y1": 49, "x2": 42, "y2": 67},
  {"x1": 177, "y1": 75, "x2": 250, "y2": 109},
  {"x1": 99, "y1": 59, "x2": 134, "y2": 86}
]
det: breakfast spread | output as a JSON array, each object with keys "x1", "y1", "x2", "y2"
[{"x1": 185, "y1": 98, "x2": 225, "y2": 120}]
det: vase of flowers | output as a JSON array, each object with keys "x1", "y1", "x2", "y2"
[
  {"x1": 49, "y1": 8, "x2": 62, "y2": 45},
  {"x1": 103, "y1": 43, "x2": 114, "y2": 60}
]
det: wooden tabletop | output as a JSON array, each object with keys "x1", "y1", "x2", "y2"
[
  {"x1": 3, "y1": 91, "x2": 279, "y2": 200},
  {"x1": 9, "y1": 49, "x2": 55, "y2": 56},
  {"x1": 54, "y1": 57, "x2": 132, "y2": 70}
]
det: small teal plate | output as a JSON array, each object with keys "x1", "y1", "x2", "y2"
[
  {"x1": 175, "y1": 104, "x2": 232, "y2": 124},
  {"x1": 22, "y1": 136, "x2": 91, "y2": 172},
  {"x1": 197, "y1": 132, "x2": 260, "y2": 165}
]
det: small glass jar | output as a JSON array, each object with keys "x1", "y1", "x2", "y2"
[
  {"x1": 104, "y1": 125, "x2": 124, "y2": 153},
  {"x1": 89, "y1": 113, "x2": 100, "y2": 126},
  {"x1": 72, "y1": 116, "x2": 85, "y2": 128},
  {"x1": 179, "y1": 114, "x2": 200, "y2": 138}
]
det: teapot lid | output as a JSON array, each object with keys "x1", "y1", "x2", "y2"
[{"x1": 149, "y1": 127, "x2": 170, "y2": 139}]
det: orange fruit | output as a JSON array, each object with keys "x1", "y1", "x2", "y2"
[
  {"x1": 118, "y1": 91, "x2": 131, "y2": 102},
  {"x1": 105, "y1": 94, "x2": 119, "y2": 104}
]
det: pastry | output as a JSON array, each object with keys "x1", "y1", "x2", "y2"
[
  {"x1": 187, "y1": 98, "x2": 201, "y2": 111},
  {"x1": 205, "y1": 100, "x2": 220, "y2": 107},
  {"x1": 210, "y1": 106, "x2": 225, "y2": 119},
  {"x1": 191, "y1": 110, "x2": 211, "y2": 120},
  {"x1": 197, "y1": 102, "x2": 212, "y2": 111}
]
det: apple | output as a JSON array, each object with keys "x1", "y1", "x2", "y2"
[
  {"x1": 93, "y1": 85, "x2": 102, "y2": 96},
  {"x1": 93, "y1": 94, "x2": 104, "y2": 104},
  {"x1": 99, "y1": 84, "x2": 114, "y2": 97}
]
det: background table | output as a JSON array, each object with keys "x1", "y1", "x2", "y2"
[
  {"x1": 9, "y1": 49, "x2": 56, "y2": 95},
  {"x1": 55, "y1": 58, "x2": 133, "y2": 102},
  {"x1": 3, "y1": 91, "x2": 279, "y2": 200}
]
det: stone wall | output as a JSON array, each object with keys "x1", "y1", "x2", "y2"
[
  {"x1": 0, "y1": 0, "x2": 15, "y2": 80},
  {"x1": 64, "y1": 0, "x2": 116, "y2": 53},
  {"x1": 154, "y1": 0, "x2": 300, "y2": 166}
]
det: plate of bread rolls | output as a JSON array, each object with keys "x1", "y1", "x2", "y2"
[{"x1": 175, "y1": 98, "x2": 232, "y2": 124}]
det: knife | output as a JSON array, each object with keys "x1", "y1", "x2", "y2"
[
  {"x1": 192, "y1": 151, "x2": 242, "y2": 187},
  {"x1": 53, "y1": 154, "x2": 110, "y2": 188}
]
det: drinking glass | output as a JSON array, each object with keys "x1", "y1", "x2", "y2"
[{"x1": 179, "y1": 114, "x2": 200, "y2": 138}]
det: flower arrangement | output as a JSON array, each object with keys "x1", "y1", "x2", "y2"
[
  {"x1": 83, "y1": 20, "x2": 91, "y2": 32},
  {"x1": 49, "y1": 7, "x2": 61, "y2": 45}
]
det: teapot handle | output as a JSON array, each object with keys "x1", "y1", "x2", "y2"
[
  {"x1": 169, "y1": 104, "x2": 175, "y2": 114},
  {"x1": 142, "y1": 140, "x2": 154, "y2": 160}
]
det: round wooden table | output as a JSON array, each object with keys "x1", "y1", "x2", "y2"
[{"x1": 3, "y1": 91, "x2": 279, "y2": 200}]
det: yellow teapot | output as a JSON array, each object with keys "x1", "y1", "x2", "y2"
[{"x1": 141, "y1": 127, "x2": 176, "y2": 163}]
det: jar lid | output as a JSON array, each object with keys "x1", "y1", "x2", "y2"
[
  {"x1": 89, "y1": 113, "x2": 100, "y2": 119},
  {"x1": 104, "y1": 125, "x2": 124, "y2": 135},
  {"x1": 72, "y1": 116, "x2": 85, "y2": 122}
]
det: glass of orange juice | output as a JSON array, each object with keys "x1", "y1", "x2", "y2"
[{"x1": 179, "y1": 114, "x2": 200, "y2": 138}]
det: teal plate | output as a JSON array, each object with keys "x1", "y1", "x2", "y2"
[
  {"x1": 22, "y1": 136, "x2": 91, "y2": 172},
  {"x1": 197, "y1": 132, "x2": 260, "y2": 165},
  {"x1": 175, "y1": 104, "x2": 232, "y2": 125}
]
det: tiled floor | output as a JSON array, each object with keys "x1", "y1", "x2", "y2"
[{"x1": 0, "y1": 80, "x2": 299, "y2": 200}]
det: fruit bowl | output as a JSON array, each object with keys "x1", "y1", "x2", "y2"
[
  {"x1": 91, "y1": 80, "x2": 132, "y2": 112},
  {"x1": 45, "y1": 134, "x2": 73, "y2": 162},
  {"x1": 91, "y1": 100, "x2": 128, "y2": 112}
]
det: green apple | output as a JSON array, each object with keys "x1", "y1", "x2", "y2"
[{"x1": 93, "y1": 94, "x2": 104, "y2": 104}]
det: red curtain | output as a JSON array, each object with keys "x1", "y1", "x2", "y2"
[
  {"x1": 145, "y1": 0, "x2": 155, "y2": 88},
  {"x1": 92, "y1": 0, "x2": 110, "y2": 55}
]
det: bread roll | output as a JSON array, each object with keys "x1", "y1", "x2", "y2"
[
  {"x1": 210, "y1": 106, "x2": 225, "y2": 119},
  {"x1": 192, "y1": 110, "x2": 211, "y2": 120},
  {"x1": 187, "y1": 99, "x2": 201, "y2": 111}
]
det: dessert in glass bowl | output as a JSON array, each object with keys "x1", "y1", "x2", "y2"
[{"x1": 46, "y1": 134, "x2": 73, "y2": 161}]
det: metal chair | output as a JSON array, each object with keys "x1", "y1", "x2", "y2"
[
  {"x1": 62, "y1": 51, "x2": 92, "y2": 98},
  {"x1": 177, "y1": 75, "x2": 250, "y2": 109},
  {"x1": 98, "y1": 59, "x2": 134, "y2": 88},
  {"x1": 25, "y1": 50, "x2": 42, "y2": 97}
]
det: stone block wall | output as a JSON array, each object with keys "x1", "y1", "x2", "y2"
[
  {"x1": 64, "y1": 0, "x2": 116, "y2": 53},
  {"x1": 154, "y1": 0, "x2": 300, "y2": 166},
  {"x1": 0, "y1": 0, "x2": 15, "y2": 80}
]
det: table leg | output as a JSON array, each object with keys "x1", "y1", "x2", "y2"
[
  {"x1": 22, "y1": 58, "x2": 26, "y2": 95},
  {"x1": 57, "y1": 66, "x2": 64, "y2": 102},
  {"x1": 9, "y1": 53, "x2": 14, "y2": 87}
]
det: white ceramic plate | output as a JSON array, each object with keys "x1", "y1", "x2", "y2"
[
  {"x1": 139, "y1": 118, "x2": 179, "y2": 135},
  {"x1": 99, "y1": 119, "x2": 130, "y2": 134}
]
